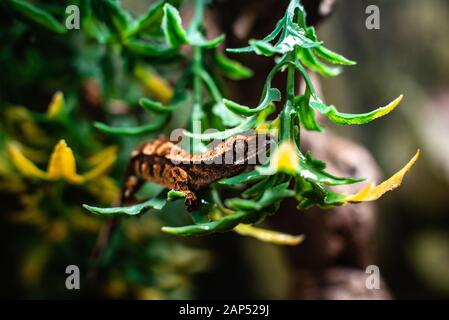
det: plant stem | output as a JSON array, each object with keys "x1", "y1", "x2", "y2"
[
  {"x1": 189, "y1": 0, "x2": 207, "y2": 152},
  {"x1": 280, "y1": 53, "x2": 296, "y2": 142},
  {"x1": 192, "y1": 46, "x2": 203, "y2": 124}
]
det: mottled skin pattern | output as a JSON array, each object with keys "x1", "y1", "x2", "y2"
[{"x1": 121, "y1": 134, "x2": 271, "y2": 210}]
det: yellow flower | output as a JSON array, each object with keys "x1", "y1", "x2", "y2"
[
  {"x1": 20, "y1": 245, "x2": 49, "y2": 287},
  {"x1": 345, "y1": 149, "x2": 420, "y2": 202},
  {"x1": 46, "y1": 91, "x2": 64, "y2": 119},
  {"x1": 234, "y1": 224, "x2": 305, "y2": 246},
  {"x1": 8, "y1": 140, "x2": 117, "y2": 185},
  {"x1": 135, "y1": 65, "x2": 173, "y2": 104},
  {"x1": 5, "y1": 107, "x2": 51, "y2": 145},
  {"x1": 259, "y1": 140, "x2": 299, "y2": 175}
]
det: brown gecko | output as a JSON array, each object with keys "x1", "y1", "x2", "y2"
[{"x1": 120, "y1": 134, "x2": 271, "y2": 210}]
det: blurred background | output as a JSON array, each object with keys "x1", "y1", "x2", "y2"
[{"x1": 0, "y1": 0, "x2": 448, "y2": 299}]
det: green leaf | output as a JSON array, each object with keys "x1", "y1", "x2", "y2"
[
  {"x1": 223, "y1": 88, "x2": 281, "y2": 116},
  {"x1": 184, "y1": 115, "x2": 257, "y2": 141},
  {"x1": 124, "y1": 38, "x2": 177, "y2": 57},
  {"x1": 84, "y1": 16, "x2": 111, "y2": 43},
  {"x1": 241, "y1": 177, "x2": 272, "y2": 198},
  {"x1": 162, "y1": 3, "x2": 188, "y2": 48},
  {"x1": 214, "y1": 52, "x2": 253, "y2": 80},
  {"x1": 219, "y1": 170, "x2": 262, "y2": 185},
  {"x1": 250, "y1": 40, "x2": 283, "y2": 57},
  {"x1": 212, "y1": 102, "x2": 243, "y2": 127},
  {"x1": 299, "y1": 152, "x2": 364, "y2": 186},
  {"x1": 290, "y1": 59, "x2": 317, "y2": 96},
  {"x1": 8, "y1": 0, "x2": 67, "y2": 34},
  {"x1": 258, "y1": 182, "x2": 295, "y2": 207},
  {"x1": 227, "y1": 182, "x2": 294, "y2": 212},
  {"x1": 299, "y1": 49, "x2": 342, "y2": 78},
  {"x1": 285, "y1": 24, "x2": 322, "y2": 49},
  {"x1": 197, "y1": 69, "x2": 243, "y2": 126},
  {"x1": 309, "y1": 95, "x2": 403, "y2": 125},
  {"x1": 226, "y1": 46, "x2": 253, "y2": 54},
  {"x1": 191, "y1": 205, "x2": 211, "y2": 224},
  {"x1": 125, "y1": 0, "x2": 168, "y2": 37},
  {"x1": 83, "y1": 197, "x2": 167, "y2": 216},
  {"x1": 188, "y1": 32, "x2": 225, "y2": 48},
  {"x1": 225, "y1": 199, "x2": 261, "y2": 211},
  {"x1": 294, "y1": 177, "x2": 347, "y2": 209},
  {"x1": 139, "y1": 97, "x2": 178, "y2": 114},
  {"x1": 162, "y1": 211, "x2": 247, "y2": 236},
  {"x1": 101, "y1": 0, "x2": 132, "y2": 34},
  {"x1": 314, "y1": 46, "x2": 356, "y2": 66},
  {"x1": 294, "y1": 95, "x2": 324, "y2": 132},
  {"x1": 93, "y1": 114, "x2": 169, "y2": 136},
  {"x1": 167, "y1": 189, "x2": 185, "y2": 201},
  {"x1": 304, "y1": 151, "x2": 326, "y2": 170},
  {"x1": 263, "y1": 17, "x2": 285, "y2": 42}
]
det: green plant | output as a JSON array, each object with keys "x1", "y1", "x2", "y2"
[
  {"x1": 84, "y1": 0, "x2": 419, "y2": 245},
  {"x1": 1, "y1": 0, "x2": 210, "y2": 298}
]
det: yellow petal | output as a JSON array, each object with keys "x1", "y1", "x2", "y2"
[
  {"x1": 255, "y1": 122, "x2": 270, "y2": 134},
  {"x1": 271, "y1": 140, "x2": 299, "y2": 175},
  {"x1": 85, "y1": 176, "x2": 119, "y2": 203},
  {"x1": 67, "y1": 209, "x2": 102, "y2": 233},
  {"x1": 20, "y1": 245, "x2": 49, "y2": 287},
  {"x1": 7, "y1": 143, "x2": 49, "y2": 179},
  {"x1": 346, "y1": 149, "x2": 420, "y2": 202},
  {"x1": 82, "y1": 152, "x2": 117, "y2": 182},
  {"x1": 234, "y1": 224, "x2": 305, "y2": 246},
  {"x1": 87, "y1": 145, "x2": 117, "y2": 166},
  {"x1": 47, "y1": 140, "x2": 84, "y2": 184},
  {"x1": 47, "y1": 91, "x2": 64, "y2": 118},
  {"x1": 135, "y1": 65, "x2": 173, "y2": 104},
  {"x1": 45, "y1": 220, "x2": 69, "y2": 243}
]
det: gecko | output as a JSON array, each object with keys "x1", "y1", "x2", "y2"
[{"x1": 120, "y1": 134, "x2": 272, "y2": 210}]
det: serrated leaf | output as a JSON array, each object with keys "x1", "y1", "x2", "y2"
[
  {"x1": 299, "y1": 153, "x2": 364, "y2": 186},
  {"x1": 223, "y1": 88, "x2": 281, "y2": 116},
  {"x1": 214, "y1": 52, "x2": 253, "y2": 80},
  {"x1": 242, "y1": 178, "x2": 272, "y2": 198},
  {"x1": 83, "y1": 196, "x2": 167, "y2": 216},
  {"x1": 162, "y1": 211, "x2": 247, "y2": 236},
  {"x1": 212, "y1": 102, "x2": 243, "y2": 127},
  {"x1": 125, "y1": 0, "x2": 168, "y2": 37},
  {"x1": 310, "y1": 95, "x2": 403, "y2": 125},
  {"x1": 139, "y1": 97, "x2": 178, "y2": 114},
  {"x1": 286, "y1": 24, "x2": 322, "y2": 49},
  {"x1": 314, "y1": 46, "x2": 356, "y2": 66},
  {"x1": 162, "y1": 3, "x2": 188, "y2": 48},
  {"x1": 94, "y1": 114, "x2": 169, "y2": 136},
  {"x1": 219, "y1": 170, "x2": 262, "y2": 185},
  {"x1": 294, "y1": 95, "x2": 324, "y2": 132},
  {"x1": 250, "y1": 40, "x2": 283, "y2": 57},
  {"x1": 234, "y1": 224, "x2": 305, "y2": 246},
  {"x1": 184, "y1": 115, "x2": 257, "y2": 141},
  {"x1": 228, "y1": 182, "x2": 294, "y2": 212},
  {"x1": 299, "y1": 48, "x2": 342, "y2": 78},
  {"x1": 188, "y1": 32, "x2": 225, "y2": 48},
  {"x1": 294, "y1": 177, "x2": 347, "y2": 209},
  {"x1": 345, "y1": 150, "x2": 420, "y2": 202},
  {"x1": 8, "y1": 0, "x2": 67, "y2": 34}
]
